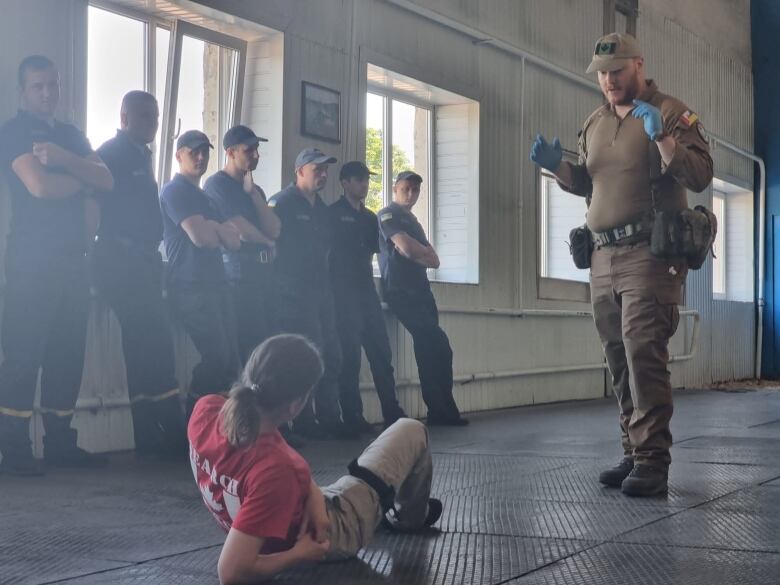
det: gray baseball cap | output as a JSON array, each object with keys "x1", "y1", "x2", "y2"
[
  {"x1": 586, "y1": 33, "x2": 643, "y2": 74},
  {"x1": 394, "y1": 170, "x2": 423, "y2": 184},
  {"x1": 295, "y1": 147, "x2": 337, "y2": 170}
]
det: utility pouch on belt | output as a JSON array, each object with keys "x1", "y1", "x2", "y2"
[
  {"x1": 650, "y1": 205, "x2": 717, "y2": 270},
  {"x1": 646, "y1": 138, "x2": 717, "y2": 270},
  {"x1": 568, "y1": 224, "x2": 594, "y2": 269}
]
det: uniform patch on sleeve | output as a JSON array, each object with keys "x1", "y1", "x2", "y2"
[
  {"x1": 379, "y1": 212, "x2": 393, "y2": 222},
  {"x1": 678, "y1": 110, "x2": 699, "y2": 128}
]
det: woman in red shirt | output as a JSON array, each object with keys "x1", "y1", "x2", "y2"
[{"x1": 188, "y1": 334, "x2": 441, "y2": 584}]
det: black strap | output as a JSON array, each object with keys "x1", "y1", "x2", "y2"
[{"x1": 347, "y1": 459, "x2": 399, "y2": 521}]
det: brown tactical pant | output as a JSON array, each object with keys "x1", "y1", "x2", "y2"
[
  {"x1": 590, "y1": 242, "x2": 687, "y2": 470},
  {"x1": 321, "y1": 418, "x2": 433, "y2": 559}
]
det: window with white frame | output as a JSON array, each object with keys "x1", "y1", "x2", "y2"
[
  {"x1": 87, "y1": 3, "x2": 282, "y2": 190},
  {"x1": 539, "y1": 170, "x2": 589, "y2": 283},
  {"x1": 711, "y1": 178, "x2": 754, "y2": 302},
  {"x1": 365, "y1": 64, "x2": 479, "y2": 284}
]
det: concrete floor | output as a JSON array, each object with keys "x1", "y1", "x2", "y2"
[{"x1": 2, "y1": 388, "x2": 780, "y2": 584}]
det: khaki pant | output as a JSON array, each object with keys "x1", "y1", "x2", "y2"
[
  {"x1": 321, "y1": 418, "x2": 433, "y2": 560},
  {"x1": 590, "y1": 242, "x2": 687, "y2": 470}
]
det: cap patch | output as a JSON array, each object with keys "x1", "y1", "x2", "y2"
[{"x1": 595, "y1": 41, "x2": 617, "y2": 56}]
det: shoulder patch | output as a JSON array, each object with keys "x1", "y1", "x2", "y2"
[
  {"x1": 379, "y1": 212, "x2": 393, "y2": 222},
  {"x1": 678, "y1": 110, "x2": 699, "y2": 129}
]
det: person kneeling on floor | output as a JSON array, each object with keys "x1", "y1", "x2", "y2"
[{"x1": 187, "y1": 333, "x2": 442, "y2": 584}]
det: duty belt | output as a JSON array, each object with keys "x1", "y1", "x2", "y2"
[{"x1": 591, "y1": 221, "x2": 650, "y2": 247}]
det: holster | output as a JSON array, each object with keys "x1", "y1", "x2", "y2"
[{"x1": 568, "y1": 224, "x2": 594, "y2": 269}]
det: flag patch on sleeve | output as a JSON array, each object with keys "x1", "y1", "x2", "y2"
[
  {"x1": 379, "y1": 212, "x2": 393, "y2": 222},
  {"x1": 679, "y1": 110, "x2": 699, "y2": 128}
]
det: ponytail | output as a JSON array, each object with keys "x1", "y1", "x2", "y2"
[
  {"x1": 219, "y1": 334, "x2": 324, "y2": 447},
  {"x1": 220, "y1": 385, "x2": 261, "y2": 447}
]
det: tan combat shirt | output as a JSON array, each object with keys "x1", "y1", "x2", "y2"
[{"x1": 557, "y1": 80, "x2": 713, "y2": 233}]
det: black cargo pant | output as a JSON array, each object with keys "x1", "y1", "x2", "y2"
[
  {"x1": 91, "y1": 241, "x2": 184, "y2": 451},
  {"x1": 227, "y1": 257, "x2": 278, "y2": 365},
  {"x1": 383, "y1": 288, "x2": 461, "y2": 419},
  {"x1": 167, "y1": 280, "x2": 240, "y2": 416},
  {"x1": 0, "y1": 252, "x2": 89, "y2": 456},
  {"x1": 333, "y1": 284, "x2": 403, "y2": 424},
  {"x1": 276, "y1": 283, "x2": 342, "y2": 428}
]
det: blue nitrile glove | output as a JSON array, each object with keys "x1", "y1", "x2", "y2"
[
  {"x1": 530, "y1": 134, "x2": 563, "y2": 172},
  {"x1": 631, "y1": 99, "x2": 664, "y2": 141}
]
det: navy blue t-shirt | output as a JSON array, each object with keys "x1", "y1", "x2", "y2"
[
  {"x1": 160, "y1": 173, "x2": 225, "y2": 284},
  {"x1": 96, "y1": 130, "x2": 162, "y2": 252},
  {"x1": 203, "y1": 170, "x2": 272, "y2": 283},
  {"x1": 0, "y1": 110, "x2": 93, "y2": 259},
  {"x1": 268, "y1": 183, "x2": 332, "y2": 294},
  {"x1": 377, "y1": 202, "x2": 431, "y2": 292},
  {"x1": 327, "y1": 196, "x2": 379, "y2": 292}
]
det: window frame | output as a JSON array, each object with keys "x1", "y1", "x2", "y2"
[
  {"x1": 366, "y1": 86, "x2": 436, "y2": 243},
  {"x1": 159, "y1": 19, "x2": 247, "y2": 185},
  {"x1": 537, "y1": 163, "x2": 590, "y2": 304},
  {"x1": 87, "y1": 2, "x2": 171, "y2": 147},
  {"x1": 88, "y1": 1, "x2": 247, "y2": 187},
  {"x1": 604, "y1": 0, "x2": 638, "y2": 36},
  {"x1": 712, "y1": 190, "x2": 727, "y2": 300}
]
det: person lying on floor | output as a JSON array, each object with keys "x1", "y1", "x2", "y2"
[{"x1": 187, "y1": 333, "x2": 443, "y2": 584}]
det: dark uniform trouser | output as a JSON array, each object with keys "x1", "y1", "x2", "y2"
[
  {"x1": 384, "y1": 288, "x2": 460, "y2": 419},
  {"x1": 333, "y1": 285, "x2": 403, "y2": 424},
  {"x1": 276, "y1": 285, "x2": 342, "y2": 427},
  {"x1": 0, "y1": 254, "x2": 89, "y2": 454},
  {"x1": 91, "y1": 243, "x2": 183, "y2": 450},
  {"x1": 168, "y1": 281, "x2": 240, "y2": 415},
  {"x1": 590, "y1": 242, "x2": 686, "y2": 470},
  {"x1": 231, "y1": 277, "x2": 277, "y2": 365}
]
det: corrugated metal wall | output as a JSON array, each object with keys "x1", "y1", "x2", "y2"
[{"x1": 0, "y1": 0, "x2": 757, "y2": 451}]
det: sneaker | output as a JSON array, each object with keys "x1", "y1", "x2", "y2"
[
  {"x1": 621, "y1": 464, "x2": 668, "y2": 497},
  {"x1": 427, "y1": 413, "x2": 469, "y2": 427},
  {"x1": 0, "y1": 450, "x2": 44, "y2": 476},
  {"x1": 598, "y1": 457, "x2": 634, "y2": 487},
  {"x1": 45, "y1": 444, "x2": 109, "y2": 468}
]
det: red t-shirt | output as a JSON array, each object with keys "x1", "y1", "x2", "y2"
[{"x1": 187, "y1": 395, "x2": 312, "y2": 553}]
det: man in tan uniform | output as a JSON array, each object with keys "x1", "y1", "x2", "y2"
[{"x1": 531, "y1": 33, "x2": 712, "y2": 496}]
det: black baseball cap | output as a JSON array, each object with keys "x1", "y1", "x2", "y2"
[
  {"x1": 339, "y1": 161, "x2": 376, "y2": 181},
  {"x1": 223, "y1": 125, "x2": 268, "y2": 149},
  {"x1": 176, "y1": 130, "x2": 213, "y2": 151},
  {"x1": 295, "y1": 147, "x2": 337, "y2": 170},
  {"x1": 394, "y1": 170, "x2": 423, "y2": 184}
]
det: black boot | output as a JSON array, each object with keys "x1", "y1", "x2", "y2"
[
  {"x1": 598, "y1": 457, "x2": 634, "y2": 487},
  {"x1": 43, "y1": 419, "x2": 109, "y2": 468},
  {"x1": 621, "y1": 464, "x2": 668, "y2": 497},
  {"x1": 0, "y1": 415, "x2": 43, "y2": 476}
]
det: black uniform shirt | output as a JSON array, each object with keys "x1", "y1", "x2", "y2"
[
  {"x1": 96, "y1": 130, "x2": 162, "y2": 252},
  {"x1": 327, "y1": 196, "x2": 379, "y2": 292},
  {"x1": 160, "y1": 173, "x2": 225, "y2": 284},
  {"x1": 377, "y1": 202, "x2": 430, "y2": 293},
  {"x1": 203, "y1": 170, "x2": 272, "y2": 283},
  {"x1": 268, "y1": 183, "x2": 331, "y2": 293},
  {"x1": 0, "y1": 109, "x2": 93, "y2": 259}
]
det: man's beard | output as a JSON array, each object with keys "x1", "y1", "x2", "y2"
[{"x1": 614, "y1": 72, "x2": 642, "y2": 105}]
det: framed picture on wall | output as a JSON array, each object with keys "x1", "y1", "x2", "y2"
[{"x1": 301, "y1": 81, "x2": 341, "y2": 143}]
